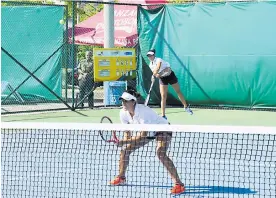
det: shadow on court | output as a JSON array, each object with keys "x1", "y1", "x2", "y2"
[{"x1": 123, "y1": 184, "x2": 257, "y2": 196}]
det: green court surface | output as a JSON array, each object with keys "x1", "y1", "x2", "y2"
[{"x1": 2, "y1": 107, "x2": 276, "y2": 126}]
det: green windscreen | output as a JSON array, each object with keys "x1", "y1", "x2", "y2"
[
  {"x1": 137, "y1": 2, "x2": 276, "y2": 108},
  {"x1": 1, "y1": 6, "x2": 64, "y2": 100}
]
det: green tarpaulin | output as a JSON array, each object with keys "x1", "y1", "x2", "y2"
[
  {"x1": 137, "y1": 2, "x2": 276, "y2": 108},
  {"x1": 1, "y1": 6, "x2": 64, "y2": 100}
]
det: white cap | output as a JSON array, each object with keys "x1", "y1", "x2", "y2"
[
  {"x1": 119, "y1": 92, "x2": 137, "y2": 101},
  {"x1": 147, "y1": 51, "x2": 155, "y2": 56}
]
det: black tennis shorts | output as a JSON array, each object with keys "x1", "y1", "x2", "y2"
[
  {"x1": 146, "y1": 131, "x2": 173, "y2": 140},
  {"x1": 159, "y1": 71, "x2": 178, "y2": 85}
]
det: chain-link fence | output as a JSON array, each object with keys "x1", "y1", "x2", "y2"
[
  {"x1": 1, "y1": 1, "x2": 139, "y2": 114},
  {"x1": 2, "y1": 1, "x2": 71, "y2": 114},
  {"x1": 4, "y1": 1, "x2": 273, "y2": 114}
]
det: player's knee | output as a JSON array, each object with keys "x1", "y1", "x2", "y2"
[
  {"x1": 161, "y1": 93, "x2": 167, "y2": 100},
  {"x1": 121, "y1": 148, "x2": 132, "y2": 156}
]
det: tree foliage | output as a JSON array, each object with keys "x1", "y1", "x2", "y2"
[{"x1": 65, "y1": 2, "x2": 104, "y2": 23}]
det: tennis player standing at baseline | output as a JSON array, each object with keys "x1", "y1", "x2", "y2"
[
  {"x1": 109, "y1": 89, "x2": 185, "y2": 195},
  {"x1": 146, "y1": 49, "x2": 193, "y2": 119}
]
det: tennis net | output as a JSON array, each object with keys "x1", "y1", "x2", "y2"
[{"x1": 1, "y1": 122, "x2": 276, "y2": 198}]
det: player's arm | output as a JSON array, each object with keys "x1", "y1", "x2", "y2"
[
  {"x1": 119, "y1": 111, "x2": 132, "y2": 141},
  {"x1": 117, "y1": 131, "x2": 148, "y2": 146},
  {"x1": 119, "y1": 109, "x2": 153, "y2": 146},
  {"x1": 123, "y1": 131, "x2": 131, "y2": 140},
  {"x1": 152, "y1": 60, "x2": 161, "y2": 78}
]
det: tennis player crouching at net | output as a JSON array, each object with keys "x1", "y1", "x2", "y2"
[{"x1": 109, "y1": 89, "x2": 185, "y2": 195}]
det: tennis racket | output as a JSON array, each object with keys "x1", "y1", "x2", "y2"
[
  {"x1": 99, "y1": 116, "x2": 119, "y2": 143},
  {"x1": 144, "y1": 76, "x2": 155, "y2": 106}
]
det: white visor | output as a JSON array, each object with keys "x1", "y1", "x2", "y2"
[
  {"x1": 147, "y1": 51, "x2": 155, "y2": 56},
  {"x1": 119, "y1": 92, "x2": 137, "y2": 101}
]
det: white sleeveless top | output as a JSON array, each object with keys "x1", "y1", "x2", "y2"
[
  {"x1": 120, "y1": 104, "x2": 169, "y2": 125},
  {"x1": 149, "y1": 57, "x2": 170, "y2": 74}
]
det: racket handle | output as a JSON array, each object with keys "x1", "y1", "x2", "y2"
[
  {"x1": 151, "y1": 75, "x2": 155, "y2": 82},
  {"x1": 112, "y1": 131, "x2": 119, "y2": 143}
]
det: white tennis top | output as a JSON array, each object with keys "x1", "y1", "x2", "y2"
[
  {"x1": 149, "y1": 57, "x2": 170, "y2": 74},
  {"x1": 120, "y1": 104, "x2": 169, "y2": 124}
]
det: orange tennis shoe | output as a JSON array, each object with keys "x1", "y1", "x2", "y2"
[
  {"x1": 109, "y1": 176, "x2": 126, "y2": 186},
  {"x1": 171, "y1": 183, "x2": 185, "y2": 195}
]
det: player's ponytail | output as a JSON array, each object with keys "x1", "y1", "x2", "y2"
[
  {"x1": 126, "y1": 88, "x2": 141, "y2": 100},
  {"x1": 133, "y1": 91, "x2": 141, "y2": 99}
]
